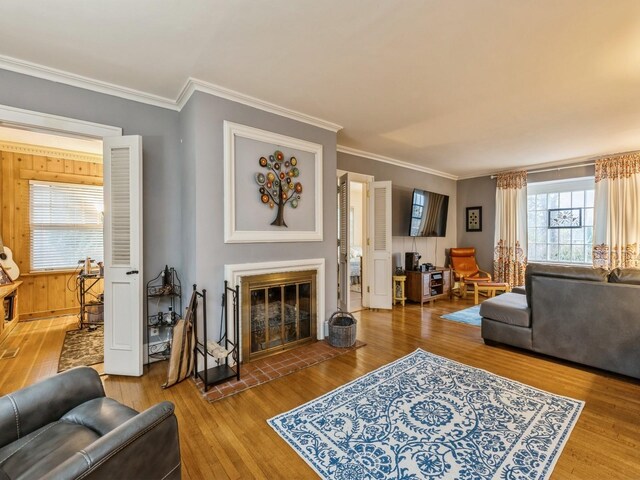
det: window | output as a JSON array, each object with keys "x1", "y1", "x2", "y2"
[
  {"x1": 527, "y1": 177, "x2": 594, "y2": 264},
  {"x1": 409, "y1": 190, "x2": 424, "y2": 236},
  {"x1": 30, "y1": 181, "x2": 104, "y2": 271}
]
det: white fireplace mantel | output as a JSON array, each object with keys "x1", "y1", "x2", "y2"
[{"x1": 224, "y1": 258, "x2": 326, "y2": 340}]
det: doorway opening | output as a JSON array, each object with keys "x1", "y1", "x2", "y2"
[
  {"x1": 0, "y1": 104, "x2": 147, "y2": 376},
  {"x1": 337, "y1": 170, "x2": 373, "y2": 313},
  {"x1": 348, "y1": 180, "x2": 365, "y2": 312},
  {"x1": 0, "y1": 124, "x2": 105, "y2": 369}
]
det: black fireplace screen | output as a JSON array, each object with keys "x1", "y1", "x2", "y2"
[{"x1": 250, "y1": 281, "x2": 312, "y2": 353}]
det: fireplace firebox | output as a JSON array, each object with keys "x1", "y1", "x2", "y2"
[{"x1": 241, "y1": 270, "x2": 316, "y2": 362}]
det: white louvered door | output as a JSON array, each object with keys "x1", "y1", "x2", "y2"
[
  {"x1": 338, "y1": 173, "x2": 351, "y2": 311},
  {"x1": 368, "y1": 181, "x2": 392, "y2": 309},
  {"x1": 103, "y1": 136, "x2": 143, "y2": 376}
]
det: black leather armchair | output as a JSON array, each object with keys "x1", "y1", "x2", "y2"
[{"x1": 0, "y1": 367, "x2": 181, "y2": 479}]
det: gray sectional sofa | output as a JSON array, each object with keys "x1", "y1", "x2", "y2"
[{"x1": 480, "y1": 263, "x2": 640, "y2": 379}]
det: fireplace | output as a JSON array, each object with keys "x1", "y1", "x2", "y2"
[{"x1": 241, "y1": 270, "x2": 316, "y2": 362}]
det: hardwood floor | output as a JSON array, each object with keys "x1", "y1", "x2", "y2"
[
  {"x1": 1, "y1": 299, "x2": 639, "y2": 479},
  {"x1": 349, "y1": 286, "x2": 362, "y2": 312}
]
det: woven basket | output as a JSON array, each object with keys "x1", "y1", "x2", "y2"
[{"x1": 328, "y1": 311, "x2": 357, "y2": 348}]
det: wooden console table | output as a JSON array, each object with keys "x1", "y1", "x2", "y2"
[
  {"x1": 0, "y1": 281, "x2": 22, "y2": 344},
  {"x1": 406, "y1": 268, "x2": 451, "y2": 307}
]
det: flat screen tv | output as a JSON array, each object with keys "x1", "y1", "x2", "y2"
[{"x1": 408, "y1": 189, "x2": 449, "y2": 237}]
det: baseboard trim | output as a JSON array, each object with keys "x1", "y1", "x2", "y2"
[{"x1": 19, "y1": 307, "x2": 79, "y2": 322}]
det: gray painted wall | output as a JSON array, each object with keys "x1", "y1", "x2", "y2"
[
  {"x1": 1, "y1": 66, "x2": 599, "y2": 340},
  {"x1": 456, "y1": 163, "x2": 596, "y2": 273},
  {"x1": 0, "y1": 69, "x2": 182, "y2": 285},
  {"x1": 181, "y1": 91, "x2": 338, "y2": 331},
  {"x1": 0, "y1": 68, "x2": 338, "y2": 346},
  {"x1": 179, "y1": 96, "x2": 197, "y2": 301},
  {"x1": 337, "y1": 152, "x2": 457, "y2": 270},
  {"x1": 456, "y1": 176, "x2": 496, "y2": 272}
]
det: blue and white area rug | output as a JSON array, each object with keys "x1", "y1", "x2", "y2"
[
  {"x1": 268, "y1": 349, "x2": 583, "y2": 479},
  {"x1": 441, "y1": 305, "x2": 482, "y2": 326}
]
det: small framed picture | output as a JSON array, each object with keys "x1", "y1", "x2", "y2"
[
  {"x1": 466, "y1": 206, "x2": 482, "y2": 232},
  {"x1": 0, "y1": 265, "x2": 13, "y2": 286}
]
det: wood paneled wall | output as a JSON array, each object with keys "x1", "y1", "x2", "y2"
[{"x1": 0, "y1": 144, "x2": 103, "y2": 320}]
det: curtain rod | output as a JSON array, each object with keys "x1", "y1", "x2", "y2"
[{"x1": 490, "y1": 162, "x2": 595, "y2": 179}]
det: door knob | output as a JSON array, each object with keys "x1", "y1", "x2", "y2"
[{"x1": 126, "y1": 270, "x2": 139, "y2": 275}]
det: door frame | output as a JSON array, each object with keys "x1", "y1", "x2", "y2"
[
  {"x1": 0, "y1": 104, "x2": 121, "y2": 139},
  {"x1": 0, "y1": 103, "x2": 123, "y2": 346},
  {"x1": 336, "y1": 169, "x2": 373, "y2": 308}
]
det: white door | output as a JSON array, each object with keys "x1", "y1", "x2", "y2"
[
  {"x1": 103, "y1": 136, "x2": 143, "y2": 376},
  {"x1": 338, "y1": 173, "x2": 351, "y2": 311},
  {"x1": 368, "y1": 181, "x2": 392, "y2": 309}
]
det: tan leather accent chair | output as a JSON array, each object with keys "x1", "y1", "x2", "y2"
[{"x1": 449, "y1": 247, "x2": 492, "y2": 297}]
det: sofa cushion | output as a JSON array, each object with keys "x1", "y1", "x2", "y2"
[
  {"x1": 0, "y1": 421, "x2": 99, "y2": 479},
  {"x1": 608, "y1": 267, "x2": 640, "y2": 285},
  {"x1": 482, "y1": 318, "x2": 532, "y2": 349},
  {"x1": 62, "y1": 397, "x2": 138, "y2": 436},
  {"x1": 525, "y1": 263, "x2": 608, "y2": 306},
  {"x1": 479, "y1": 292, "x2": 531, "y2": 327},
  {"x1": 0, "y1": 367, "x2": 105, "y2": 448},
  {"x1": 0, "y1": 398, "x2": 139, "y2": 479}
]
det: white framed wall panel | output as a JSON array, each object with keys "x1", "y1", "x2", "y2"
[{"x1": 223, "y1": 121, "x2": 323, "y2": 243}]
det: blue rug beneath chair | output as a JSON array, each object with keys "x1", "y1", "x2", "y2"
[
  {"x1": 441, "y1": 304, "x2": 482, "y2": 326},
  {"x1": 269, "y1": 349, "x2": 583, "y2": 480}
]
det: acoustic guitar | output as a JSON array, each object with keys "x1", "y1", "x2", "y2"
[{"x1": 0, "y1": 234, "x2": 20, "y2": 281}]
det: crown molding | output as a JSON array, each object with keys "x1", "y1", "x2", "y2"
[
  {"x1": 456, "y1": 170, "x2": 499, "y2": 180},
  {"x1": 337, "y1": 145, "x2": 458, "y2": 181},
  {"x1": 0, "y1": 140, "x2": 102, "y2": 163},
  {"x1": 0, "y1": 54, "x2": 179, "y2": 111},
  {"x1": 0, "y1": 55, "x2": 344, "y2": 132},
  {"x1": 177, "y1": 78, "x2": 343, "y2": 132}
]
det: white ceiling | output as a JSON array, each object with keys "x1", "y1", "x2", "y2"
[{"x1": 1, "y1": 1, "x2": 640, "y2": 178}]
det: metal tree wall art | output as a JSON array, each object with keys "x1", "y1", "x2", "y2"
[{"x1": 255, "y1": 150, "x2": 303, "y2": 227}]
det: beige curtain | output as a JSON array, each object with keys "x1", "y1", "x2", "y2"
[
  {"x1": 494, "y1": 170, "x2": 528, "y2": 286},
  {"x1": 593, "y1": 153, "x2": 640, "y2": 269}
]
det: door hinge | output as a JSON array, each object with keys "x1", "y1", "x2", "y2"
[
  {"x1": 367, "y1": 238, "x2": 370, "y2": 246},
  {"x1": 367, "y1": 286, "x2": 370, "y2": 293}
]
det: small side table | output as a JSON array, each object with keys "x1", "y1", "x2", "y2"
[{"x1": 393, "y1": 275, "x2": 406, "y2": 306}]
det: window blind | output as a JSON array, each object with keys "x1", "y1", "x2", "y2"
[{"x1": 29, "y1": 181, "x2": 104, "y2": 271}]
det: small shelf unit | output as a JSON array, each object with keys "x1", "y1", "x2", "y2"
[
  {"x1": 77, "y1": 273, "x2": 103, "y2": 329},
  {"x1": 146, "y1": 267, "x2": 182, "y2": 364},
  {"x1": 193, "y1": 282, "x2": 240, "y2": 392}
]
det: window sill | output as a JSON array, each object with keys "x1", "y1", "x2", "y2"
[
  {"x1": 528, "y1": 261, "x2": 592, "y2": 267},
  {"x1": 25, "y1": 269, "x2": 83, "y2": 276}
]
